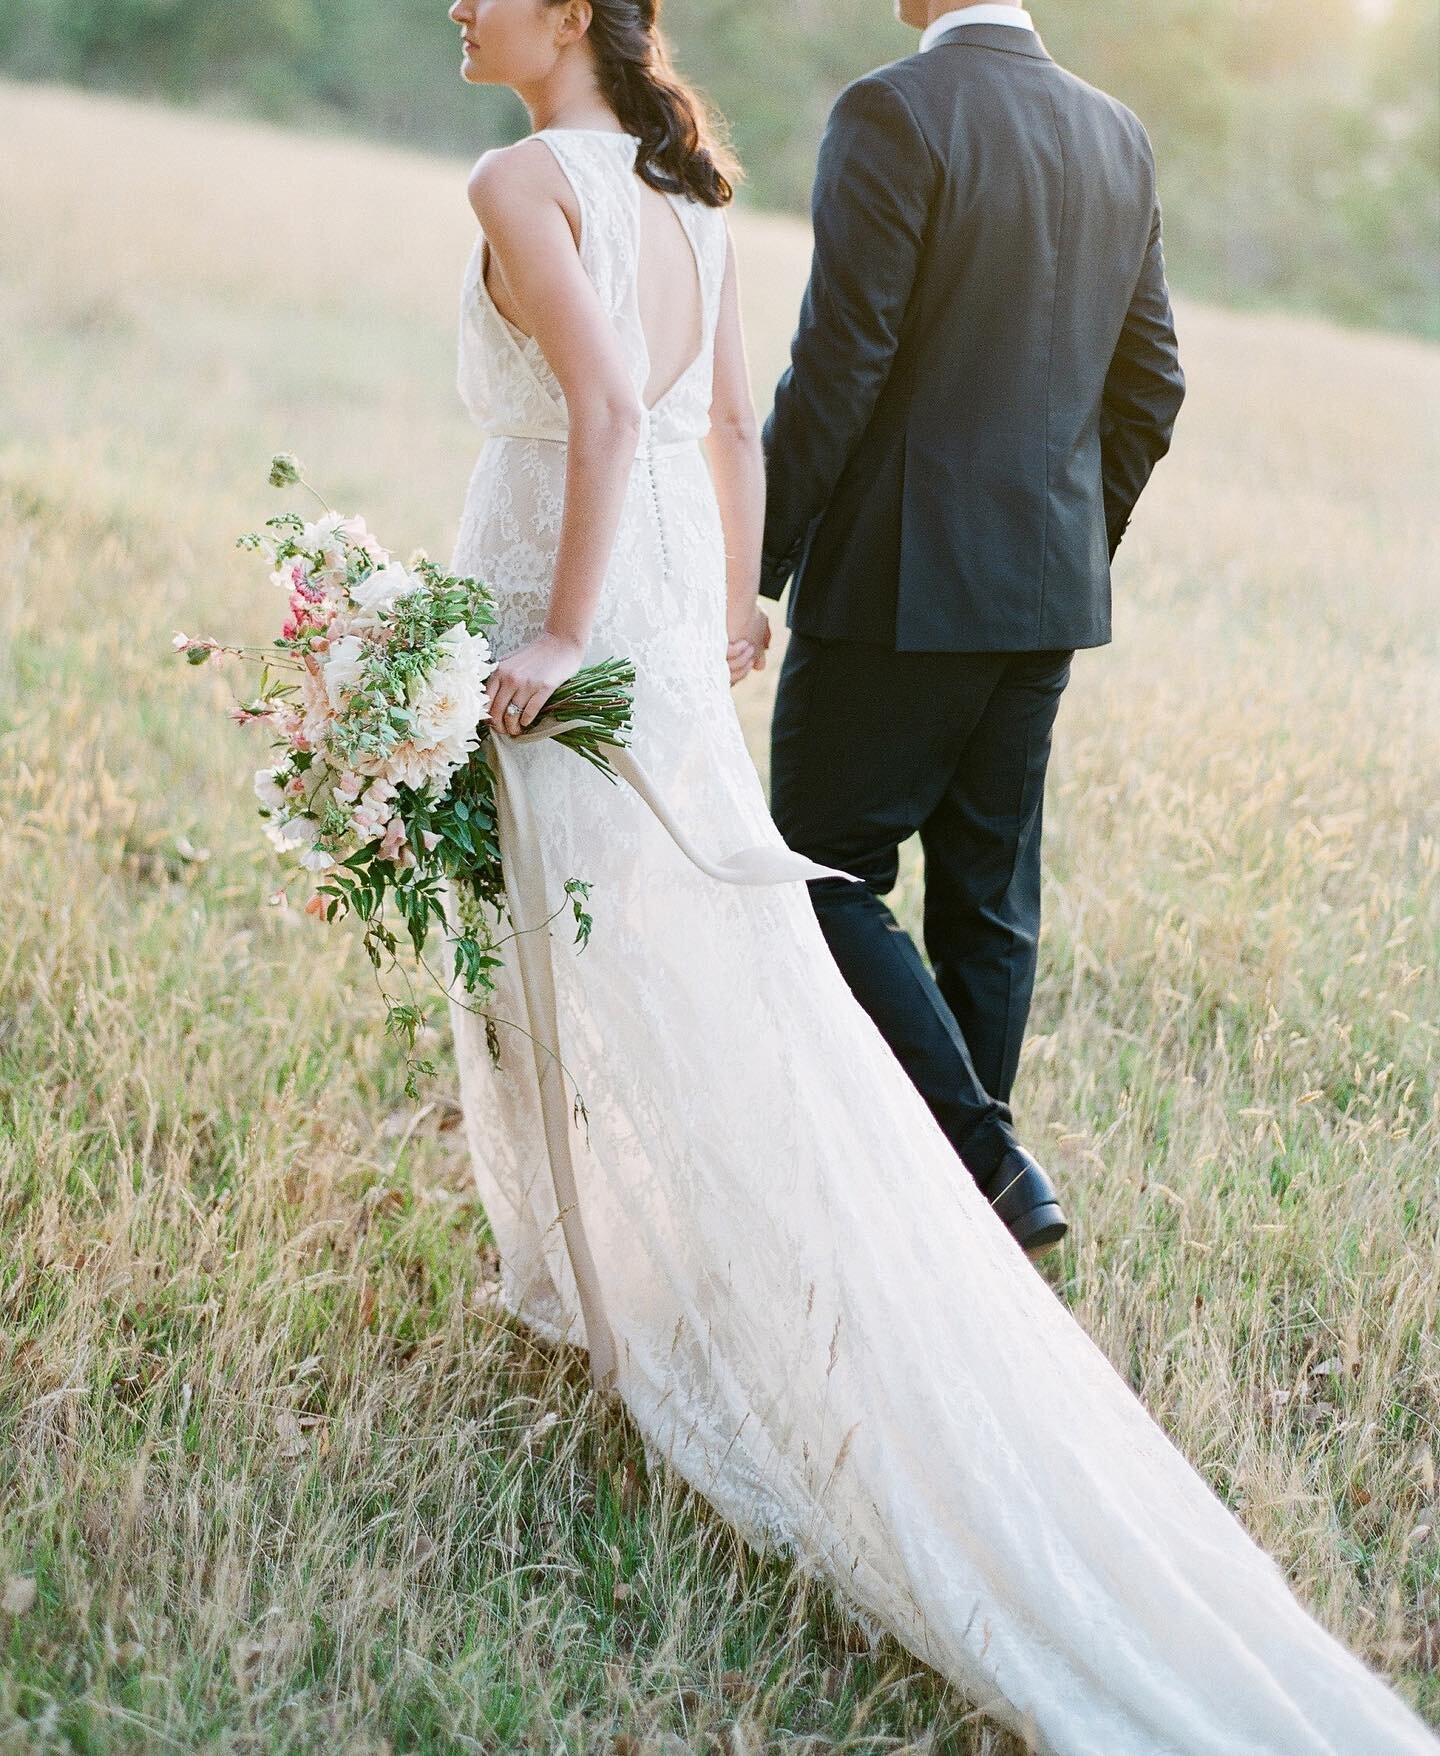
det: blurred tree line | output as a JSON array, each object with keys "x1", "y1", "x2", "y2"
[{"x1": 4, "y1": 0, "x2": 1436, "y2": 335}]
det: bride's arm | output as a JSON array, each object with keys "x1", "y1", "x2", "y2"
[
  {"x1": 468, "y1": 144, "x2": 644, "y2": 734},
  {"x1": 705, "y1": 228, "x2": 771, "y2": 686}
]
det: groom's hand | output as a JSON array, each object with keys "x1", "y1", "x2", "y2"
[
  {"x1": 727, "y1": 635, "x2": 757, "y2": 686},
  {"x1": 726, "y1": 605, "x2": 772, "y2": 687}
]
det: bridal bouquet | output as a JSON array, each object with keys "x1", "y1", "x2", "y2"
[{"x1": 177, "y1": 454, "x2": 634, "y2": 1091}]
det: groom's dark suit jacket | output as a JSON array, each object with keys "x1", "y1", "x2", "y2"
[{"x1": 759, "y1": 22, "x2": 1186, "y2": 652}]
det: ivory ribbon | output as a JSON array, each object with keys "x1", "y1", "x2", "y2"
[
  {"x1": 481, "y1": 421, "x2": 701, "y2": 459},
  {"x1": 484, "y1": 719, "x2": 858, "y2": 1396}
]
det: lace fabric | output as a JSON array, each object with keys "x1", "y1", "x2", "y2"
[{"x1": 445, "y1": 130, "x2": 1438, "y2": 1755}]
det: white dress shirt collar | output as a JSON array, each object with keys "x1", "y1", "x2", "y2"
[{"x1": 920, "y1": 4, "x2": 1036, "y2": 52}]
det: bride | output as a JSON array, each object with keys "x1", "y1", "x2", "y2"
[{"x1": 441, "y1": 0, "x2": 1436, "y2": 1749}]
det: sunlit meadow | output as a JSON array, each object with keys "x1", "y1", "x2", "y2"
[{"x1": 1, "y1": 80, "x2": 1437, "y2": 1753}]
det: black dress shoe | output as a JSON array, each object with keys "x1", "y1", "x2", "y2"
[{"x1": 977, "y1": 1146, "x2": 1070, "y2": 1257}]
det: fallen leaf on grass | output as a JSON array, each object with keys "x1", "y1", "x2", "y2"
[
  {"x1": 230, "y1": 1636, "x2": 264, "y2": 1692},
  {"x1": 274, "y1": 1410, "x2": 308, "y2": 1460},
  {"x1": 364, "y1": 1185, "x2": 406, "y2": 1219}
]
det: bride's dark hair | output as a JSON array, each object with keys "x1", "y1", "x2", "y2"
[{"x1": 552, "y1": 0, "x2": 738, "y2": 207}]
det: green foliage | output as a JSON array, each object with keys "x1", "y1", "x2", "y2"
[
  {"x1": 6, "y1": 0, "x2": 1436, "y2": 329},
  {"x1": 312, "y1": 658, "x2": 634, "y2": 1094},
  {"x1": 1039, "y1": 0, "x2": 1440, "y2": 335},
  {"x1": 218, "y1": 462, "x2": 638, "y2": 1097},
  {"x1": 5, "y1": 0, "x2": 1432, "y2": 330}
]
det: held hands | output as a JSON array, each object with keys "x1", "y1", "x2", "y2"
[
  {"x1": 489, "y1": 630, "x2": 586, "y2": 735},
  {"x1": 726, "y1": 603, "x2": 772, "y2": 687}
]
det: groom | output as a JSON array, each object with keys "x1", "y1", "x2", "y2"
[{"x1": 758, "y1": 1, "x2": 1185, "y2": 1254}]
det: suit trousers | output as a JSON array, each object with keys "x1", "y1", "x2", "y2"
[{"x1": 769, "y1": 632, "x2": 1074, "y2": 1182}]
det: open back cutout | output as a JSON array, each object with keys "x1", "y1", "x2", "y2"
[
  {"x1": 635, "y1": 180, "x2": 704, "y2": 412},
  {"x1": 476, "y1": 137, "x2": 708, "y2": 418}
]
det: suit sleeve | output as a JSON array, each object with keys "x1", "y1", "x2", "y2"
[
  {"x1": 1100, "y1": 193, "x2": 1186, "y2": 559},
  {"x1": 759, "y1": 75, "x2": 936, "y2": 601}
]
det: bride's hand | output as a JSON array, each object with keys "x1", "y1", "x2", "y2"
[{"x1": 488, "y1": 631, "x2": 585, "y2": 735}]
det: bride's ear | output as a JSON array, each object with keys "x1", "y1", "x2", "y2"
[{"x1": 554, "y1": 0, "x2": 593, "y2": 47}]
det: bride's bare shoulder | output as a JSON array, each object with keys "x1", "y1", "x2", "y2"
[{"x1": 466, "y1": 139, "x2": 575, "y2": 229}]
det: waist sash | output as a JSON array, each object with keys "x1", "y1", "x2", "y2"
[{"x1": 481, "y1": 421, "x2": 702, "y2": 459}]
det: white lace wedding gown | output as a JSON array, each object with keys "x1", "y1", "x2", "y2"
[{"x1": 446, "y1": 128, "x2": 1435, "y2": 1755}]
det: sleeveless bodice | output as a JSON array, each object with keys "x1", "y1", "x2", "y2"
[
  {"x1": 451, "y1": 127, "x2": 736, "y2": 683},
  {"x1": 457, "y1": 129, "x2": 728, "y2": 452}
]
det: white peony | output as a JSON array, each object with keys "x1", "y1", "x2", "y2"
[
  {"x1": 382, "y1": 746, "x2": 448, "y2": 791},
  {"x1": 321, "y1": 634, "x2": 368, "y2": 707},
  {"x1": 350, "y1": 563, "x2": 422, "y2": 622},
  {"x1": 414, "y1": 627, "x2": 489, "y2": 740},
  {"x1": 380, "y1": 626, "x2": 493, "y2": 791},
  {"x1": 304, "y1": 512, "x2": 366, "y2": 550},
  {"x1": 303, "y1": 513, "x2": 367, "y2": 588}
]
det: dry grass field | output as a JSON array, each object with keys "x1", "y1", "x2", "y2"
[{"x1": 2, "y1": 79, "x2": 1438, "y2": 1753}]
